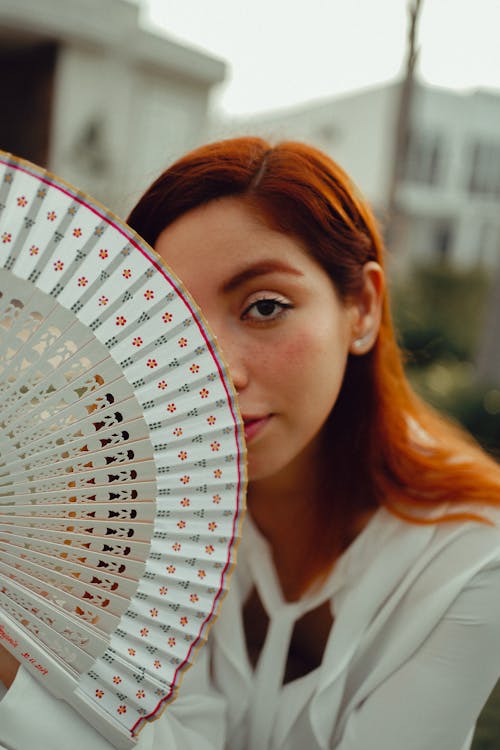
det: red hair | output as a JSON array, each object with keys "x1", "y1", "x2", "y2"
[{"x1": 128, "y1": 137, "x2": 500, "y2": 589}]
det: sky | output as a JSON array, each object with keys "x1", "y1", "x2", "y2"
[{"x1": 141, "y1": 0, "x2": 500, "y2": 116}]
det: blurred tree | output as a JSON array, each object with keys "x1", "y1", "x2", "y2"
[
  {"x1": 476, "y1": 251, "x2": 500, "y2": 387},
  {"x1": 392, "y1": 262, "x2": 499, "y2": 455},
  {"x1": 393, "y1": 263, "x2": 490, "y2": 364},
  {"x1": 386, "y1": 0, "x2": 423, "y2": 243}
]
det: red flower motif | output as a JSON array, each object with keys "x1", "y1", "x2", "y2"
[
  {"x1": 178, "y1": 337, "x2": 188, "y2": 348},
  {"x1": 167, "y1": 403, "x2": 176, "y2": 413},
  {"x1": 154, "y1": 659, "x2": 161, "y2": 669},
  {"x1": 53, "y1": 260, "x2": 64, "y2": 271},
  {"x1": 99, "y1": 248, "x2": 109, "y2": 259},
  {"x1": 147, "y1": 358, "x2": 158, "y2": 369},
  {"x1": 72, "y1": 227, "x2": 82, "y2": 238},
  {"x1": 128, "y1": 647, "x2": 136, "y2": 656},
  {"x1": 115, "y1": 315, "x2": 126, "y2": 326},
  {"x1": 213, "y1": 469, "x2": 222, "y2": 479},
  {"x1": 180, "y1": 616, "x2": 188, "y2": 627},
  {"x1": 117, "y1": 705, "x2": 127, "y2": 715},
  {"x1": 157, "y1": 379, "x2": 167, "y2": 388},
  {"x1": 136, "y1": 689, "x2": 145, "y2": 699},
  {"x1": 180, "y1": 497, "x2": 190, "y2": 507},
  {"x1": 132, "y1": 336, "x2": 143, "y2": 347},
  {"x1": 95, "y1": 689, "x2": 104, "y2": 699},
  {"x1": 190, "y1": 364, "x2": 200, "y2": 374},
  {"x1": 178, "y1": 451, "x2": 188, "y2": 461},
  {"x1": 205, "y1": 544, "x2": 215, "y2": 555},
  {"x1": 168, "y1": 637, "x2": 176, "y2": 647},
  {"x1": 197, "y1": 569, "x2": 206, "y2": 579},
  {"x1": 172, "y1": 542, "x2": 181, "y2": 552},
  {"x1": 47, "y1": 210, "x2": 57, "y2": 221},
  {"x1": 212, "y1": 494, "x2": 221, "y2": 504},
  {"x1": 144, "y1": 289, "x2": 154, "y2": 300},
  {"x1": 207, "y1": 415, "x2": 216, "y2": 425},
  {"x1": 98, "y1": 295, "x2": 108, "y2": 306},
  {"x1": 167, "y1": 564, "x2": 176, "y2": 574},
  {"x1": 210, "y1": 441, "x2": 221, "y2": 452},
  {"x1": 122, "y1": 268, "x2": 132, "y2": 279},
  {"x1": 208, "y1": 521, "x2": 218, "y2": 532},
  {"x1": 140, "y1": 627, "x2": 149, "y2": 637},
  {"x1": 150, "y1": 607, "x2": 158, "y2": 618},
  {"x1": 173, "y1": 427, "x2": 183, "y2": 437},
  {"x1": 162, "y1": 312, "x2": 173, "y2": 323},
  {"x1": 77, "y1": 277, "x2": 88, "y2": 287},
  {"x1": 199, "y1": 388, "x2": 209, "y2": 399},
  {"x1": 1, "y1": 232, "x2": 12, "y2": 243},
  {"x1": 29, "y1": 245, "x2": 39, "y2": 256},
  {"x1": 189, "y1": 593, "x2": 199, "y2": 603},
  {"x1": 17, "y1": 195, "x2": 27, "y2": 207},
  {"x1": 177, "y1": 520, "x2": 186, "y2": 529},
  {"x1": 180, "y1": 475, "x2": 190, "y2": 485},
  {"x1": 112, "y1": 675, "x2": 122, "y2": 684},
  {"x1": 159, "y1": 586, "x2": 168, "y2": 595}
]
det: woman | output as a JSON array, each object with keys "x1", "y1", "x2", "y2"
[{"x1": 1, "y1": 137, "x2": 500, "y2": 749}]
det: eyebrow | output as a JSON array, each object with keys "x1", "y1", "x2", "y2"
[{"x1": 221, "y1": 261, "x2": 304, "y2": 293}]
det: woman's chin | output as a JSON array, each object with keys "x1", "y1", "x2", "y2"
[
  {"x1": 245, "y1": 452, "x2": 280, "y2": 484},
  {"x1": 245, "y1": 446, "x2": 295, "y2": 487}
]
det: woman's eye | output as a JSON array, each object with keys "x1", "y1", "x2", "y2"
[{"x1": 242, "y1": 298, "x2": 292, "y2": 322}]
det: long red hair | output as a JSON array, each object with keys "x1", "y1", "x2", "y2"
[{"x1": 128, "y1": 137, "x2": 500, "y2": 588}]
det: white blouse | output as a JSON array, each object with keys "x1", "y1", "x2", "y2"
[{"x1": 2, "y1": 506, "x2": 500, "y2": 750}]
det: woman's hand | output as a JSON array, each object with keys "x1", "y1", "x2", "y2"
[{"x1": 0, "y1": 643, "x2": 20, "y2": 689}]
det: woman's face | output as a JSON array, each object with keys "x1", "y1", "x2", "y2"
[{"x1": 155, "y1": 198, "x2": 364, "y2": 486}]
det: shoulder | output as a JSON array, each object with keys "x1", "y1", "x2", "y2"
[
  {"x1": 342, "y1": 507, "x2": 500, "y2": 675},
  {"x1": 376, "y1": 503, "x2": 500, "y2": 600}
]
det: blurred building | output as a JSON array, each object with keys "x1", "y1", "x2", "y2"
[
  {"x1": 215, "y1": 82, "x2": 500, "y2": 272},
  {"x1": 0, "y1": 0, "x2": 225, "y2": 214}
]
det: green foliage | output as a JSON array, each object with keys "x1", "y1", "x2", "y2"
[
  {"x1": 471, "y1": 679, "x2": 500, "y2": 750},
  {"x1": 391, "y1": 262, "x2": 499, "y2": 456},
  {"x1": 392, "y1": 262, "x2": 490, "y2": 364},
  {"x1": 407, "y1": 363, "x2": 500, "y2": 458}
]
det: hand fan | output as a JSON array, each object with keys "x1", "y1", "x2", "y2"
[{"x1": 0, "y1": 151, "x2": 246, "y2": 748}]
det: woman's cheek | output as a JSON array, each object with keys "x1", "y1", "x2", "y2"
[
  {"x1": 279, "y1": 326, "x2": 317, "y2": 360},
  {"x1": 280, "y1": 329, "x2": 333, "y2": 373},
  {"x1": 266, "y1": 337, "x2": 311, "y2": 388}
]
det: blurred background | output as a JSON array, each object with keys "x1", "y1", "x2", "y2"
[{"x1": 0, "y1": 0, "x2": 499, "y2": 744}]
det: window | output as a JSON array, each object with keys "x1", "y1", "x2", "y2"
[
  {"x1": 404, "y1": 130, "x2": 444, "y2": 186},
  {"x1": 468, "y1": 141, "x2": 500, "y2": 196},
  {"x1": 432, "y1": 221, "x2": 453, "y2": 262},
  {"x1": 0, "y1": 41, "x2": 58, "y2": 167}
]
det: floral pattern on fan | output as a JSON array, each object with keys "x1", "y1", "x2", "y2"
[{"x1": 0, "y1": 152, "x2": 246, "y2": 748}]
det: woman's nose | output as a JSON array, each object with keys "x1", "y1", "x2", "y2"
[
  {"x1": 229, "y1": 364, "x2": 247, "y2": 396},
  {"x1": 215, "y1": 331, "x2": 248, "y2": 395}
]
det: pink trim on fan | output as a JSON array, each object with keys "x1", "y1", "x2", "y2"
[{"x1": 1, "y1": 155, "x2": 245, "y2": 737}]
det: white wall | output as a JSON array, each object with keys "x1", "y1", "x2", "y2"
[
  {"x1": 400, "y1": 87, "x2": 500, "y2": 268},
  {"x1": 212, "y1": 84, "x2": 399, "y2": 213},
  {"x1": 223, "y1": 83, "x2": 500, "y2": 270},
  {"x1": 49, "y1": 43, "x2": 132, "y2": 209},
  {"x1": 0, "y1": 0, "x2": 226, "y2": 217},
  {"x1": 123, "y1": 72, "x2": 209, "y2": 212}
]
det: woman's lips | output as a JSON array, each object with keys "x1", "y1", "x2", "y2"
[{"x1": 242, "y1": 415, "x2": 271, "y2": 443}]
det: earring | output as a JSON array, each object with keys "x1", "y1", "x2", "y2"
[{"x1": 353, "y1": 333, "x2": 371, "y2": 351}]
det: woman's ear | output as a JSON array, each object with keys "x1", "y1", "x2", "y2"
[{"x1": 348, "y1": 261, "x2": 385, "y2": 355}]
